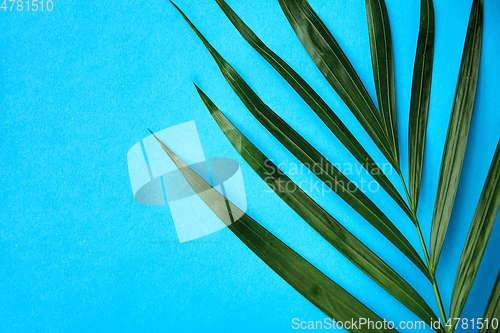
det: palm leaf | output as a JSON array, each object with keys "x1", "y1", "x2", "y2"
[
  {"x1": 195, "y1": 84, "x2": 439, "y2": 328},
  {"x1": 449, "y1": 139, "x2": 500, "y2": 324},
  {"x1": 429, "y1": 0, "x2": 483, "y2": 272},
  {"x1": 479, "y1": 270, "x2": 500, "y2": 333},
  {"x1": 149, "y1": 130, "x2": 396, "y2": 333},
  {"x1": 169, "y1": 1, "x2": 429, "y2": 278},
  {"x1": 365, "y1": 0, "x2": 399, "y2": 163},
  {"x1": 277, "y1": 0, "x2": 396, "y2": 168},
  {"x1": 213, "y1": 0, "x2": 413, "y2": 221},
  {"x1": 408, "y1": 0, "x2": 435, "y2": 212}
]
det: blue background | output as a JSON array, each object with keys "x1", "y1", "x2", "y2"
[{"x1": 1, "y1": 0, "x2": 499, "y2": 332}]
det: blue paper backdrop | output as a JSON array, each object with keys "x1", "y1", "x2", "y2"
[{"x1": 1, "y1": 0, "x2": 499, "y2": 332}]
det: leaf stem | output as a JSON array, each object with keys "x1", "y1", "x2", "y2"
[
  {"x1": 415, "y1": 218, "x2": 448, "y2": 332},
  {"x1": 396, "y1": 167, "x2": 415, "y2": 214},
  {"x1": 431, "y1": 273, "x2": 449, "y2": 333},
  {"x1": 396, "y1": 166, "x2": 448, "y2": 332}
]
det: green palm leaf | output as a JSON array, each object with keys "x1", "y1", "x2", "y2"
[
  {"x1": 365, "y1": 0, "x2": 399, "y2": 163},
  {"x1": 449, "y1": 139, "x2": 500, "y2": 324},
  {"x1": 150, "y1": 130, "x2": 396, "y2": 333},
  {"x1": 408, "y1": 0, "x2": 435, "y2": 212},
  {"x1": 429, "y1": 0, "x2": 483, "y2": 272},
  {"x1": 479, "y1": 270, "x2": 500, "y2": 333},
  {"x1": 277, "y1": 0, "x2": 396, "y2": 168},
  {"x1": 163, "y1": 0, "x2": 500, "y2": 331},
  {"x1": 213, "y1": 0, "x2": 412, "y2": 221},
  {"x1": 169, "y1": 0, "x2": 429, "y2": 278},
  {"x1": 195, "y1": 84, "x2": 439, "y2": 328}
]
